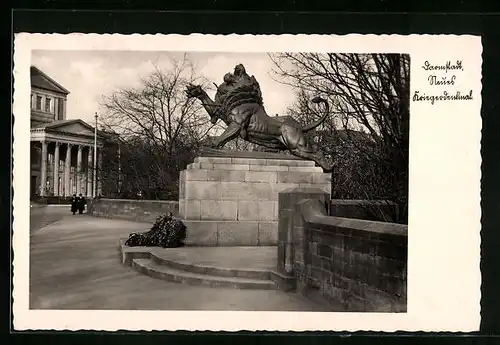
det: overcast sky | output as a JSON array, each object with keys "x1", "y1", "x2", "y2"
[{"x1": 31, "y1": 50, "x2": 296, "y2": 125}]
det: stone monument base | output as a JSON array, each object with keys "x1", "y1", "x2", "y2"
[
  {"x1": 178, "y1": 149, "x2": 331, "y2": 246},
  {"x1": 182, "y1": 220, "x2": 277, "y2": 246}
]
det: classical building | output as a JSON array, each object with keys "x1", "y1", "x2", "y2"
[{"x1": 30, "y1": 66, "x2": 106, "y2": 198}]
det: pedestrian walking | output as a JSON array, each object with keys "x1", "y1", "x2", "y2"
[
  {"x1": 70, "y1": 194, "x2": 78, "y2": 215},
  {"x1": 78, "y1": 193, "x2": 87, "y2": 214}
]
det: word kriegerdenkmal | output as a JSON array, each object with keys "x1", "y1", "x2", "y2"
[{"x1": 413, "y1": 90, "x2": 473, "y2": 105}]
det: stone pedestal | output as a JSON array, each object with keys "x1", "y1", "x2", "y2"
[{"x1": 178, "y1": 150, "x2": 331, "y2": 246}]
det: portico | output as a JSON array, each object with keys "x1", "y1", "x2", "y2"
[{"x1": 30, "y1": 120, "x2": 105, "y2": 197}]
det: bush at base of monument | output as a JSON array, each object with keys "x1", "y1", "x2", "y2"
[{"x1": 125, "y1": 213, "x2": 187, "y2": 248}]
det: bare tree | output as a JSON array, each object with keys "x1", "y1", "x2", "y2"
[
  {"x1": 98, "y1": 55, "x2": 215, "y2": 199},
  {"x1": 270, "y1": 53, "x2": 409, "y2": 223}
]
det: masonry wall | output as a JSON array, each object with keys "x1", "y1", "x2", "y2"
[
  {"x1": 178, "y1": 155, "x2": 331, "y2": 246},
  {"x1": 278, "y1": 189, "x2": 407, "y2": 312},
  {"x1": 88, "y1": 198, "x2": 179, "y2": 223}
]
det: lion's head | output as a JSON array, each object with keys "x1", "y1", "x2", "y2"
[
  {"x1": 185, "y1": 84, "x2": 220, "y2": 125},
  {"x1": 185, "y1": 84, "x2": 204, "y2": 99}
]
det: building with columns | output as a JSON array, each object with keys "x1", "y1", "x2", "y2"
[{"x1": 30, "y1": 66, "x2": 107, "y2": 198}]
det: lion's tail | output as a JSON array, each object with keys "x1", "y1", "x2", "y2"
[{"x1": 301, "y1": 97, "x2": 330, "y2": 133}]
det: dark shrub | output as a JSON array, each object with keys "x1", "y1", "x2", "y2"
[{"x1": 125, "y1": 212, "x2": 187, "y2": 248}]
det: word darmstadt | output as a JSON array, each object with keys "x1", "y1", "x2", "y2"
[{"x1": 421, "y1": 60, "x2": 463, "y2": 73}]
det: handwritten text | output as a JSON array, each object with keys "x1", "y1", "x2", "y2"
[{"x1": 412, "y1": 60, "x2": 472, "y2": 105}]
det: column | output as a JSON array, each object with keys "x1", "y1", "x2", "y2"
[
  {"x1": 40, "y1": 141, "x2": 48, "y2": 197},
  {"x1": 62, "y1": 99, "x2": 67, "y2": 120},
  {"x1": 53, "y1": 142, "x2": 60, "y2": 196},
  {"x1": 97, "y1": 148, "x2": 103, "y2": 197},
  {"x1": 65, "y1": 144, "x2": 72, "y2": 196},
  {"x1": 54, "y1": 98, "x2": 59, "y2": 120},
  {"x1": 87, "y1": 147, "x2": 93, "y2": 197},
  {"x1": 76, "y1": 145, "x2": 82, "y2": 194},
  {"x1": 82, "y1": 160, "x2": 88, "y2": 196}
]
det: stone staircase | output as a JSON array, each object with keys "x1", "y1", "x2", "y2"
[
  {"x1": 132, "y1": 257, "x2": 277, "y2": 290},
  {"x1": 120, "y1": 240, "x2": 279, "y2": 290}
]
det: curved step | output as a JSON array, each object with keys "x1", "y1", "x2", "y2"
[
  {"x1": 149, "y1": 252, "x2": 272, "y2": 281},
  {"x1": 132, "y1": 258, "x2": 277, "y2": 290}
]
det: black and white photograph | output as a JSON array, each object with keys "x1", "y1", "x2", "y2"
[{"x1": 13, "y1": 34, "x2": 481, "y2": 332}]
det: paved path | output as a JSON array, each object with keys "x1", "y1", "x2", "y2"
[
  {"x1": 30, "y1": 213, "x2": 329, "y2": 311},
  {"x1": 30, "y1": 204, "x2": 70, "y2": 232}
]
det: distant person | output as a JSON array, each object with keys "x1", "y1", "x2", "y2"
[
  {"x1": 70, "y1": 194, "x2": 78, "y2": 215},
  {"x1": 77, "y1": 193, "x2": 86, "y2": 214}
]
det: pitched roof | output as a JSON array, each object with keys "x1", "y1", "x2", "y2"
[
  {"x1": 31, "y1": 66, "x2": 70, "y2": 95},
  {"x1": 34, "y1": 119, "x2": 96, "y2": 134},
  {"x1": 336, "y1": 129, "x2": 374, "y2": 142},
  {"x1": 33, "y1": 119, "x2": 82, "y2": 130},
  {"x1": 32, "y1": 119, "x2": 113, "y2": 140}
]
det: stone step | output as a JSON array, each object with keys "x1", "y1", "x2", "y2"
[
  {"x1": 132, "y1": 258, "x2": 278, "y2": 290},
  {"x1": 149, "y1": 251, "x2": 272, "y2": 280}
]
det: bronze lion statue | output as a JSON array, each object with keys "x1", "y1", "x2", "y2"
[{"x1": 185, "y1": 63, "x2": 333, "y2": 172}]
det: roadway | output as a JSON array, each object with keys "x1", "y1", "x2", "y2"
[{"x1": 30, "y1": 204, "x2": 72, "y2": 232}]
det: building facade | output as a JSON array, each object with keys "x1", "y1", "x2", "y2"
[{"x1": 30, "y1": 66, "x2": 106, "y2": 198}]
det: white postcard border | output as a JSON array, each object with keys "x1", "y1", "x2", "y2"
[{"x1": 12, "y1": 33, "x2": 482, "y2": 332}]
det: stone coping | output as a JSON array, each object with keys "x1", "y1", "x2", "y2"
[
  {"x1": 330, "y1": 199, "x2": 396, "y2": 206},
  {"x1": 94, "y1": 198, "x2": 178, "y2": 204},
  {"x1": 300, "y1": 199, "x2": 408, "y2": 237},
  {"x1": 198, "y1": 148, "x2": 303, "y2": 160},
  {"x1": 281, "y1": 187, "x2": 330, "y2": 195}
]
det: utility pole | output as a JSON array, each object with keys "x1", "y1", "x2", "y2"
[
  {"x1": 118, "y1": 137, "x2": 122, "y2": 195},
  {"x1": 93, "y1": 112, "x2": 98, "y2": 198}
]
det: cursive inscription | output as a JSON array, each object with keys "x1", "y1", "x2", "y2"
[
  {"x1": 421, "y1": 60, "x2": 463, "y2": 73},
  {"x1": 413, "y1": 60, "x2": 473, "y2": 105},
  {"x1": 413, "y1": 90, "x2": 473, "y2": 105},
  {"x1": 428, "y1": 75, "x2": 456, "y2": 86}
]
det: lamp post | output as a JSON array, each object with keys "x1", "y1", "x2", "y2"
[
  {"x1": 93, "y1": 112, "x2": 98, "y2": 198},
  {"x1": 118, "y1": 138, "x2": 122, "y2": 195}
]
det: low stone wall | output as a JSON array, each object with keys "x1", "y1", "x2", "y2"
[
  {"x1": 278, "y1": 188, "x2": 407, "y2": 312},
  {"x1": 88, "y1": 198, "x2": 179, "y2": 223},
  {"x1": 31, "y1": 196, "x2": 72, "y2": 205},
  {"x1": 330, "y1": 199, "x2": 399, "y2": 223}
]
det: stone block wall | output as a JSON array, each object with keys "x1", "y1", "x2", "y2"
[
  {"x1": 277, "y1": 188, "x2": 331, "y2": 275},
  {"x1": 178, "y1": 155, "x2": 331, "y2": 246},
  {"x1": 179, "y1": 156, "x2": 330, "y2": 221},
  {"x1": 88, "y1": 198, "x2": 179, "y2": 223},
  {"x1": 31, "y1": 196, "x2": 72, "y2": 205},
  {"x1": 278, "y1": 189, "x2": 407, "y2": 312}
]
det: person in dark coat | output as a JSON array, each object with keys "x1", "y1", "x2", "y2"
[
  {"x1": 70, "y1": 194, "x2": 78, "y2": 215},
  {"x1": 78, "y1": 193, "x2": 86, "y2": 214}
]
